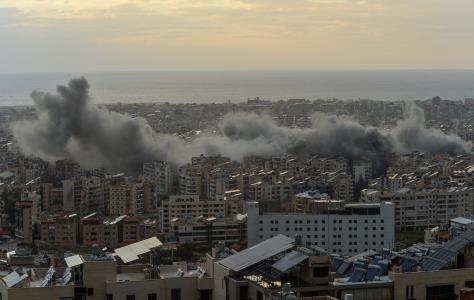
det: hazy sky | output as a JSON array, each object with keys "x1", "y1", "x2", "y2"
[{"x1": 1, "y1": 0, "x2": 473, "y2": 72}]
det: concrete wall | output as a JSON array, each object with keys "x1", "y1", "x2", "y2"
[
  {"x1": 391, "y1": 268, "x2": 474, "y2": 300},
  {"x1": 107, "y1": 277, "x2": 201, "y2": 300},
  {"x1": 3, "y1": 285, "x2": 75, "y2": 300},
  {"x1": 83, "y1": 260, "x2": 117, "y2": 300},
  {"x1": 212, "y1": 263, "x2": 231, "y2": 300}
]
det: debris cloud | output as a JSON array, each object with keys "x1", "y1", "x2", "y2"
[{"x1": 11, "y1": 78, "x2": 471, "y2": 173}]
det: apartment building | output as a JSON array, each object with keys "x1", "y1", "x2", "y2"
[
  {"x1": 247, "y1": 201, "x2": 395, "y2": 256},
  {"x1": 361, "y1": 186, "x2": 474, "y2": 230},
  {"x1": 161, "y1": 195, "x2": 226, "y2": 233},
  {"x1": 179, "y1": 165, "x2": 202, "y2": 196},
  {"x1": 207, "y1": 167, "x2": 241, "y2": 201},
  {"x1": 143, "y1": 160, "x2": 172, "y2": 196},
  {"x1": 171, "y1": 215, "x2": 247, "y2": 245},
  {"x1": 353, "y1": 159, "x2": 373, "y2": 181},
  {"x1": 14, "y1": 201, "x2": 33, "y2": 244},
  {"x1": 108, "y1": 182, "x2": 147, "y2": 216},
  {"x1": 37, "y1": 212, "x2": 155, "y2": 249},
  {"x1": 39, "y1": 213, "x2": 78, "y2": 248}
]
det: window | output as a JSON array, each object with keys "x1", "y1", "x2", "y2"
[
  {"x1": 466, "y1": 281, "x2": 474, "y2": 288},
  {"x1": 239, "y1": 285, "x2": 248, "y2": 300},
  {"x1": 126, "y1": 296, "x2": 135, "y2": 300},
  {"x1": 171, "y1": 288, "x2": 181, "y2": 300},
  {"x1": 148, "y1": 293, "x2": 157, "y2": 300},
  {"x1": 88, "y1": 288, "x2": 94, "y2": 296},
  {"x1": 313, "y1": 267, "x2": 329, "y2": 277},
  {"x1": 106, "y1": 295, "x2": 113, "y2": 300},
  {"x1": 426, "y1": 284, "x2": 454, "y2": 300}
]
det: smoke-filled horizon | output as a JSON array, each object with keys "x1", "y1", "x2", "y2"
[{"x1": 11, "y1": 78, "x2": 471, "y2": 173}]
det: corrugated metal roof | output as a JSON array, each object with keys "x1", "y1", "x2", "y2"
[
  {"x1": 219, "y1": 234, "x2": 294, "y2": 272},
  {"x1": 272, "y1": 250, "x2": 308, "y2": 272}
]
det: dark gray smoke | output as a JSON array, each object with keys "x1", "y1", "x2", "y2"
[
  {"x1": 12, "y1": 77, "x2": 186, "y2": 172},
  {"x1": 11, "y1": 78, "x2": 471, "y2": 173}
]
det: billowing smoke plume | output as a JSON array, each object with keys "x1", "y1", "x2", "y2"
[
  {"x1": 12, "y1": 78, "x2": 187, "y2": 172},
  {"x1": 11, "y1": 78, "x2": 471, "y2": 173}
]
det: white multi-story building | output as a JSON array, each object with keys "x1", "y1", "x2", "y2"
[
  {"x1": 247, "y1": 201, "x2": 395, "y2": 256},
  {"x1": 360, "y1": 186, "x2": 474, "y2": 231}
]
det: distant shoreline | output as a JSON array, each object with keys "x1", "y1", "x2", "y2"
[{"x1": 1, "y1": 70, "x2": 474, "y2": 106}]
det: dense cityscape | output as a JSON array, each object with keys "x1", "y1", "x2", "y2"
[{"x1": 0, "y1": 79, "x2": 472, "y2": 299}]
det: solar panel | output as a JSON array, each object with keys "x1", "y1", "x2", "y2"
[
  {"x1": 376, "y1": 260, "x2": 390, "y2": 275},
  {"x1": 350, "y1": 260, "x2": 368, "y2": 274},
  {"x1": 114, "y1": 237, "x2": 163, "y2": 264},
  {"x1": 331, "y1": 256, "x2": 344, "y2": 272},
  {"x1": 348, "y1": 267, "x2": 366, "y2": 282},
  {"x1": 365, "y1": 264, "x2": 381, "y2": 281},
  {"x1": 445, "y1": 238, "x2": 469, "y2": 252},
  {"x1": 243, "y1": 261, "x2": 284, "y2": 281},
  {"x1": 421, "y1": 248, "x2": 458, "y2": 271},
  {"x1": 141, "y1": 237, "x2": 162, "y2": 249},
  {"x1": 400, "y1": 257, "x2": 419, "y2": 272},
  {"x1": 62, "y1": 268, "x2": 72, "y2": 285},
  {"x1": 2, "y1": 271, "x2": 28, "y2": 288},
  {"x1": 40, "y1": 266, "x2": 55, "y2": 287},
  {"x1": 425, "y1": 230, "x2": 474, "y2": 271},
  {"x1": 65, "y1": 255, "x2": 84, "y2": 268},
  {"x1": 336, "y1": 260, "x2": 352, "y2": 275},
  {"x1": 115, "y1": 247, "x2": 140, "y2": 263},
  {"x1": 219, "y1": 235, "x2": 294, "y2": 272},
  {"x1": 272, "y1": 250, "x2": 309, "y2": 272},
  {"x1": 382, "y1": 248, "x2": 392, "y2": 259}
]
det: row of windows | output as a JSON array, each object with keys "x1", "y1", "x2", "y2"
[
  {"x1": 106, "y1": 293, "x2": 161, "y2": 300},
  {"x1": 263, "y1": 226, "x2": 385, "y2": 232},
  {"x1": 262, "y1": 219, "x2": 384, "y2": 225}
]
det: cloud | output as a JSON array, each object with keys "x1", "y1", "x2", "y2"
[{"x1": 1, "y1": 0, "x2": 474, "y2": 71}]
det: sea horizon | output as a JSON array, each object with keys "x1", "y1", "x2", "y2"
[{"x1": 1, "y1": 69, "x2": 474, "y2": 106}]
